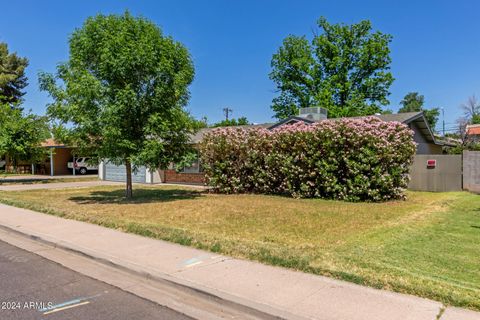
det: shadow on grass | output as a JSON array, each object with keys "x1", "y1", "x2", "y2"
[
  {"x1": 0, "y1": 179, "x2": 50, "y2": 185},
  {"x1": 68, "y1": 188, "x2": 204, "y2": 204}
]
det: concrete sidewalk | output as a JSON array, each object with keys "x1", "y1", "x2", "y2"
[{"x1": 0, "y1": 203, "x2": 477, "y2": 320}]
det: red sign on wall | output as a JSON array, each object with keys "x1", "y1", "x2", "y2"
[{"x1": 427, "y1": 159, "x2": 436, "y2": 168}]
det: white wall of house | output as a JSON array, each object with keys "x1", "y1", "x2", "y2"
[
  {"x1": 146, "y1": 168, "x2": 153, "y2": 184},
  {"x1": 144, "y1": 168, "x2": 164, "y2": 183},
  {"x1": 152, "y1": 169, "x2": 163, "y2": 183},
  {"x1": 98, "y1": 161, "x2": 105, "y2": 180}
]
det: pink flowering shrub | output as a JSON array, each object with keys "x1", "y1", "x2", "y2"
[{"x1": 199, "y1": 117, "x2": 416, "y2": 201}]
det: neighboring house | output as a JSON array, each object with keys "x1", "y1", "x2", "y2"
[
  {"x1": 99, "y1": 109, "x2": 443, "y2": 185},
  {"x1": 466, "y1": 124, "x2": 480, "y2": 142},
  {"x1": 40, "y1": 139, "x2": 76, "y2": 176},
  {"x1": 98, "y1": 123, "x2": 273, "y2": 185},
  {"x1": 3, "y1": 139, "x2": 76, "y2": 176}
]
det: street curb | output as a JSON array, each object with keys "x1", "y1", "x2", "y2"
[{"x1": 0, "y1": 223, "x2": 310, "y2": 320}]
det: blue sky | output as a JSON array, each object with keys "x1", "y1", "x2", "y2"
[{"x1": 1, "y1": 0, "x2": 479, "y2": 132}]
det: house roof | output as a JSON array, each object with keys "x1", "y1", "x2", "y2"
[
  {"x1": 286, "y1": 111, "x2": 437, "y2": 144},
  {"x1": 374, "y1": 112, "x2": 424, "y2": 123},
  {"x1": 466, "y1": 124, "x2": 480, "y2": 135},
  {"x1": 267, "y1": 111, "x2": 425, "y2": 127},
  {"x1": 190, "y1": 111, "x2": 438, "y2": 145},
  {"x1": 40, "y1": 138, "x2": 67, "y2": 148},
  {"x1": 190, "y1": 123, "x2": 273, "y2": 144},
  {"x1": 267, "y1": 116, "x2": 315, "y2": 130}
]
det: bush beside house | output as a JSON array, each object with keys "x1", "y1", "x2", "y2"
[{"x1": 199, "y1": 117, "x2": 416, "y2": 201}]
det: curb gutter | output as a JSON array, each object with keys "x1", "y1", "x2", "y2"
[{"x1": 0, "y1": 223, "x2": 310, "y2": 320}]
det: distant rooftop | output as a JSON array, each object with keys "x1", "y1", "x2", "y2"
[{"x1": 466, "y1": 124, "x2": 480, "y2": 135}]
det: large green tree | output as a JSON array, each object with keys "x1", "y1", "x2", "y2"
[
  {"x1": 0, "y1": 104, "x2": 49, "y2": 171},
  {"x1": 211, "y1": 116, "x2": 249, "y2": 127},
  {"x1": 270, "y1": 17, "x2": 394, "y2": 119},
  {"x1": 39, "y1": 12, "x2": 195, "y2": 198},
  {"x1": 398, "y1": 92, "x2": 439, "y2": 130},
  {"x1": 0, "y1": 42, "x2": 28, "y2": 107}
]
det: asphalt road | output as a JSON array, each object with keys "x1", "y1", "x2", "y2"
[{"x1": 0, "y1": 240, "x2": 193, "y2": 320}]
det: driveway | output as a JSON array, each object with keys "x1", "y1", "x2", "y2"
[
  {"x1": 0, "y1": 180, "x2": 122, "y2": 191},
  {"x1": 0, "y1": 174, "x2": 98, "y2": 181}
]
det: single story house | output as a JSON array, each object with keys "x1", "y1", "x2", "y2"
[
  {"x1": 3, "y1": 139, "x2": 75, "y2": 176},
  {"x1": 99, "y1": 109, "x2": 444, "y2": 185},
  {"x1": 466, "y1": 124, "x2": 480, "y2": 141},
  {"x1": 98, "y1": 122, "x2": 274, "y2": 184},
  {"x1": 40, "y1": 139, "x2": 76, "y2": 176}
]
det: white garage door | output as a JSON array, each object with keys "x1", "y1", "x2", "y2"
[{"x1": 104, "y1": 162, "x2": 147, "y2": 183}]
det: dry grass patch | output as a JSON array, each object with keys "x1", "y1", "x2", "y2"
[{"x1": 0, "y1": 186, "x2": 478, "y2": 310}]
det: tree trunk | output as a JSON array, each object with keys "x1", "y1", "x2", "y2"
[{"x1": 125, "y1": 159, "x2": 133, "y2": 199}]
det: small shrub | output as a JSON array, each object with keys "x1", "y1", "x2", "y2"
[{"x1": 199, "y1": 117, "x2": 416, "y2": 201}]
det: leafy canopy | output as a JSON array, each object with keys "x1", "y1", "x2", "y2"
[
  {"x1": 211, "y1": 117, "x2": 249, "y2": 127},
  {"x1": 0, "y1": 42, "x2": 28, "y2": 108},
  {"x1": 0, "y1": 104, "x2": 50, "y2": 169},
  {"x1": 191, "y1": 116, "x2": 209, "y2": 130},
  {"x1": 270, "y1": 17, "x2": 394, "y2": 119},
  {"x1": 398, "y1": 92, "x2": 439, "y2": 131},
  {"x1": 39, "y1": 12, "x2": 195, "y2": 196}
]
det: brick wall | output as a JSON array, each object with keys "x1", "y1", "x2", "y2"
[{"x1": 164, "y1": 170, "x2": 205, "y2": 185}]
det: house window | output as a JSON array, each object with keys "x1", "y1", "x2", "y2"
[
  {"x1": 173, "y1": 153, "x2": 203, "y2": 173},
  {"x1": 181, "y1": 158, "x2": 202, "y2": 173}
]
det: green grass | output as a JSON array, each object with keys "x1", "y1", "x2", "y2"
[{"x1": 0, "y1": 186, "x2": 478, "y2": 310}]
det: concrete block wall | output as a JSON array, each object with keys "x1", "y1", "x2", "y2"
[
  {"x1": 463, "y1": 150, "x2": 480, "y2": 192},
  {"x1": 408, "y1": 155, "x2": 462, "y2": 192}
]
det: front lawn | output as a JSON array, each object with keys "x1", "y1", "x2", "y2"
[{"x1": 0, "y1": 186, "x2": 478, "y2": 310}]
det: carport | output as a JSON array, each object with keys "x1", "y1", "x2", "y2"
[{"x1": 39, "y1": 139, "x2": 74, "y2": 176}]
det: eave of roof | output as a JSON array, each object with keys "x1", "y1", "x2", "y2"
[
  {"x1": 400, "y1": 112, "x2": 437, "y2": 144},
  {"x1": 40, "y1": 138, "x2": 68, "y2": 148}
]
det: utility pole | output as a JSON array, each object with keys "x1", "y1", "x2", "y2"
[
  {"x1": 223, "y1": 107, "x2": 233, "y2": 121},
  {"x1": 441, "y1": 107, "x2": 445, "y2": 137}
]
